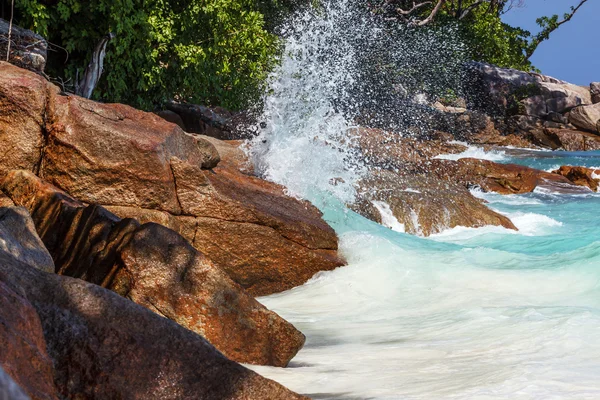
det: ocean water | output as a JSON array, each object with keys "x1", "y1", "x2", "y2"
[
  {"x1": 245, "y1": 1, "x2": 600, "y2": 398},
  {"x1": 249, "y1": 151, "x2": 600, "y2": 400}
]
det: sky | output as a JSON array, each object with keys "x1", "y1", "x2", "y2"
[{"x1": 501, "y1": 0, "x2": 600, "y2": 85}]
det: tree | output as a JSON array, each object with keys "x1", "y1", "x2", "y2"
[
  {"x1": 369, "y1": 0, "x2": 588, "y2": 71},
  {"x1": 10, "y1": 0, "x2": 280, "y2": 111}
]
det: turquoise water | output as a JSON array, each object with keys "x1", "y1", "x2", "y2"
[
  {"x1": 243, "y1": 1, "x2": 600, "y2": 396},
  {"x1": 249, "y1": 150, "x2": 600, "y2": 399}
]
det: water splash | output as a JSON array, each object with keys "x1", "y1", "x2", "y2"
[{"x1": 248, "y1": 0, "x2": 466, "y2": 205}]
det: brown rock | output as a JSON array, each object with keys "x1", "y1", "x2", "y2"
[
  {"x1": 568, "y1": 103, "x2": 600, "y2": 133},
  {"x1": 552, "y1": 165, "x2": 600, "y2": 192},
  {"x1": 353, "y1": 170, "x2": 516, "y2": 236},
  {"x1": 436, "y1": 158, "x2": 582, "y2": 195},
  {"x1": 42, "y1": 92, "x2": 219, "y2": 214},
  {"x1": 0, "y1": 62, "x2": 48, "y2": 180},
  {"x1": 0, "y1": 251, "x2": 307, "y2": 399},
  {"x1": 113, "y1": 223, "x2": 305, "y2": 366},
  {"x1": 545, "y1": 128, "x2": 600, "y2": 151},
  {"x1": 0, "y1": 191, "x2": 14, "y2": 207},
  {"x1": 2, "y1": 170, "x2": 305, "y2": 367},
  {"x1": 0, "y1": 281, "x2": 58, "y2": 400},
  {"x1": 168, "y1": 160, "x2": 344, "y2": 296}
]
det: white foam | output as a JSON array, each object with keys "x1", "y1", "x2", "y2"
[
  {"x1": 371, "y1": 201, "x2": 405, "y2": 233},
  {"x1": 434, "y1": 145, "x2": 507, "y2": 162},
  {"x1": 250, "y1": 231, "x2": 600, "y2": 399}
]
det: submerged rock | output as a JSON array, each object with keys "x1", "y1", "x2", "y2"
[{"x1": 1, "y1": 170, "x2": 305, "y2": 367}]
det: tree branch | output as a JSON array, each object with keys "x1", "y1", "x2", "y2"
[
  {"x1": 5, "y1": 0, "x2": 13, "y2": 61},
  {"x1": 414, "y1": 0, "x2": 447, "y2": 26},
  {"x1": 524, "y1": 0, "x2": 588, "y2": 61},
  {"x1": 396, "y1": 1, "x2": 432, "y2": 15}
]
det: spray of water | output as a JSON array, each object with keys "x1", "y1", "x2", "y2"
[{"x1": 248, "y1": 0, "x2": 466, "y2": 205}]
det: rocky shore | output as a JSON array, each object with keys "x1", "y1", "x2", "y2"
[{"x1": 1, "y1": 25, "x2": 600, "y2": 399}]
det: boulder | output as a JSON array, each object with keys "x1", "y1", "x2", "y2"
[
  {"x1": 0, "y1": 62, "x2": 48, "y2": 180},
  {"x1": 436, "y1": 158, "x2": 584, "y2": 195},
  {"x1": 113, "y1": 223, "x2": 305, "y2": 366},
  {"x1": 0, "y1": 19, "x2": 47, "y2": 73},
  {"x1": 353, "y1": 170, "x2": 516, "y2": 236},
  {"x1": 591, "y1": 82, "x2": 600, "y2": 104},
  {"x1": 545, "y1": 128, "x2": 600, "y2": 151},
  {"x1": 0, "y1": 251, "x2": 307, "y2": 399},
  {"x1": 0, "y1": 280, "x2": 58, "y2": 400},
  {"x1": 42, "y1": 92, "x2": 220, "y2": 214},
  {"x1": 568, "y1": 103, "x2": 600, "y2": 133},
  {"x1": 0, "y1": 366, "x2": 30, "y2": 400},
  {"x1": 1, "y1": 170, "x2": 305, "y2": 367},
  {"x1": 113, "y1": 160, "x2": 345, "y2": 296},
  {"x1": 552, "y1": 165, "x2": 600, "y2": 192},
  {"x1": 0, "y1": 207, "x2": 54, "y2": 274}
]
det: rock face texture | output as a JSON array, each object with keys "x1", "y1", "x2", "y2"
[
  {"x1": 569, "y1": 103, "x2": 600, "y2": 133},
  {"x1": 436, "y1": 158, "x2": 584, "y2": 195},
  {"x1": 0, "y1": 207, "x2": 55, "y2": 274},
  {"x1": 1, "y1": 170, "x2": 305, "y2": 367},
  {"x1": 0, "y1": 62, "x2": 48, "y2": 179},
  {"x1": 0, "y1": 249, "x2": 307, "y2": 399},
  {"x1": 0, "y1": 280, "x2": 58, "y2": 400},
  {"x1": 354, "y1": 171, "x2": 516, "y2": 236},
  {"x1": 591, "y1": 82, "x2": 600, "y2": 104},
  {"x1": 0, "y1": 61, "x2": 344, "y2": 298},
  {"x1": 552, "y1": 166, "x2": 600, "y2": 192},
  {"x1": 43, "y1": 92, "x2": 220, "y2": 214}
]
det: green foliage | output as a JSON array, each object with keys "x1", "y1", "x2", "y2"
[
  {"x1": 441, "y1": 4, "x2": 534, "y2": 71},
  {"x1": 13, "y1": 0, "x2": 280, "y2": 110}
]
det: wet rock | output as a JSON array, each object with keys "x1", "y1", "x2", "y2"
[
  {"x1": 1, "y1": 170, "x2": 305, "y2": 367},
  {"x1": 568, "y1": 103, "x2": 600, "y2": 133},
  {"x1": 353, "y1": 170, "x2": 516, "y2": 236},
  {"x1": 0, "y1": 366, "x2": 30, "y2": 400},
  {"x1": 0, "y1": 251, "x2": 307, "y2": 399},
  {"x1": 0, "y1": 20, "x2": 47, "y2": 73},
  {"x1": 0, "y1": 281, "x2": 58, "y2": 400},
  {"x1": 0, "y1": 207, "x2": 54, "y2": 273},
  {"x1": 0, "y1": 62, "x2": 48, "y2": 180},
  {"x1": 552, "y1": 165, "x2": 600, "y2": 192},
  {"x1": 436, "y1": 158, "x2": 581, "y2": 194}
]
